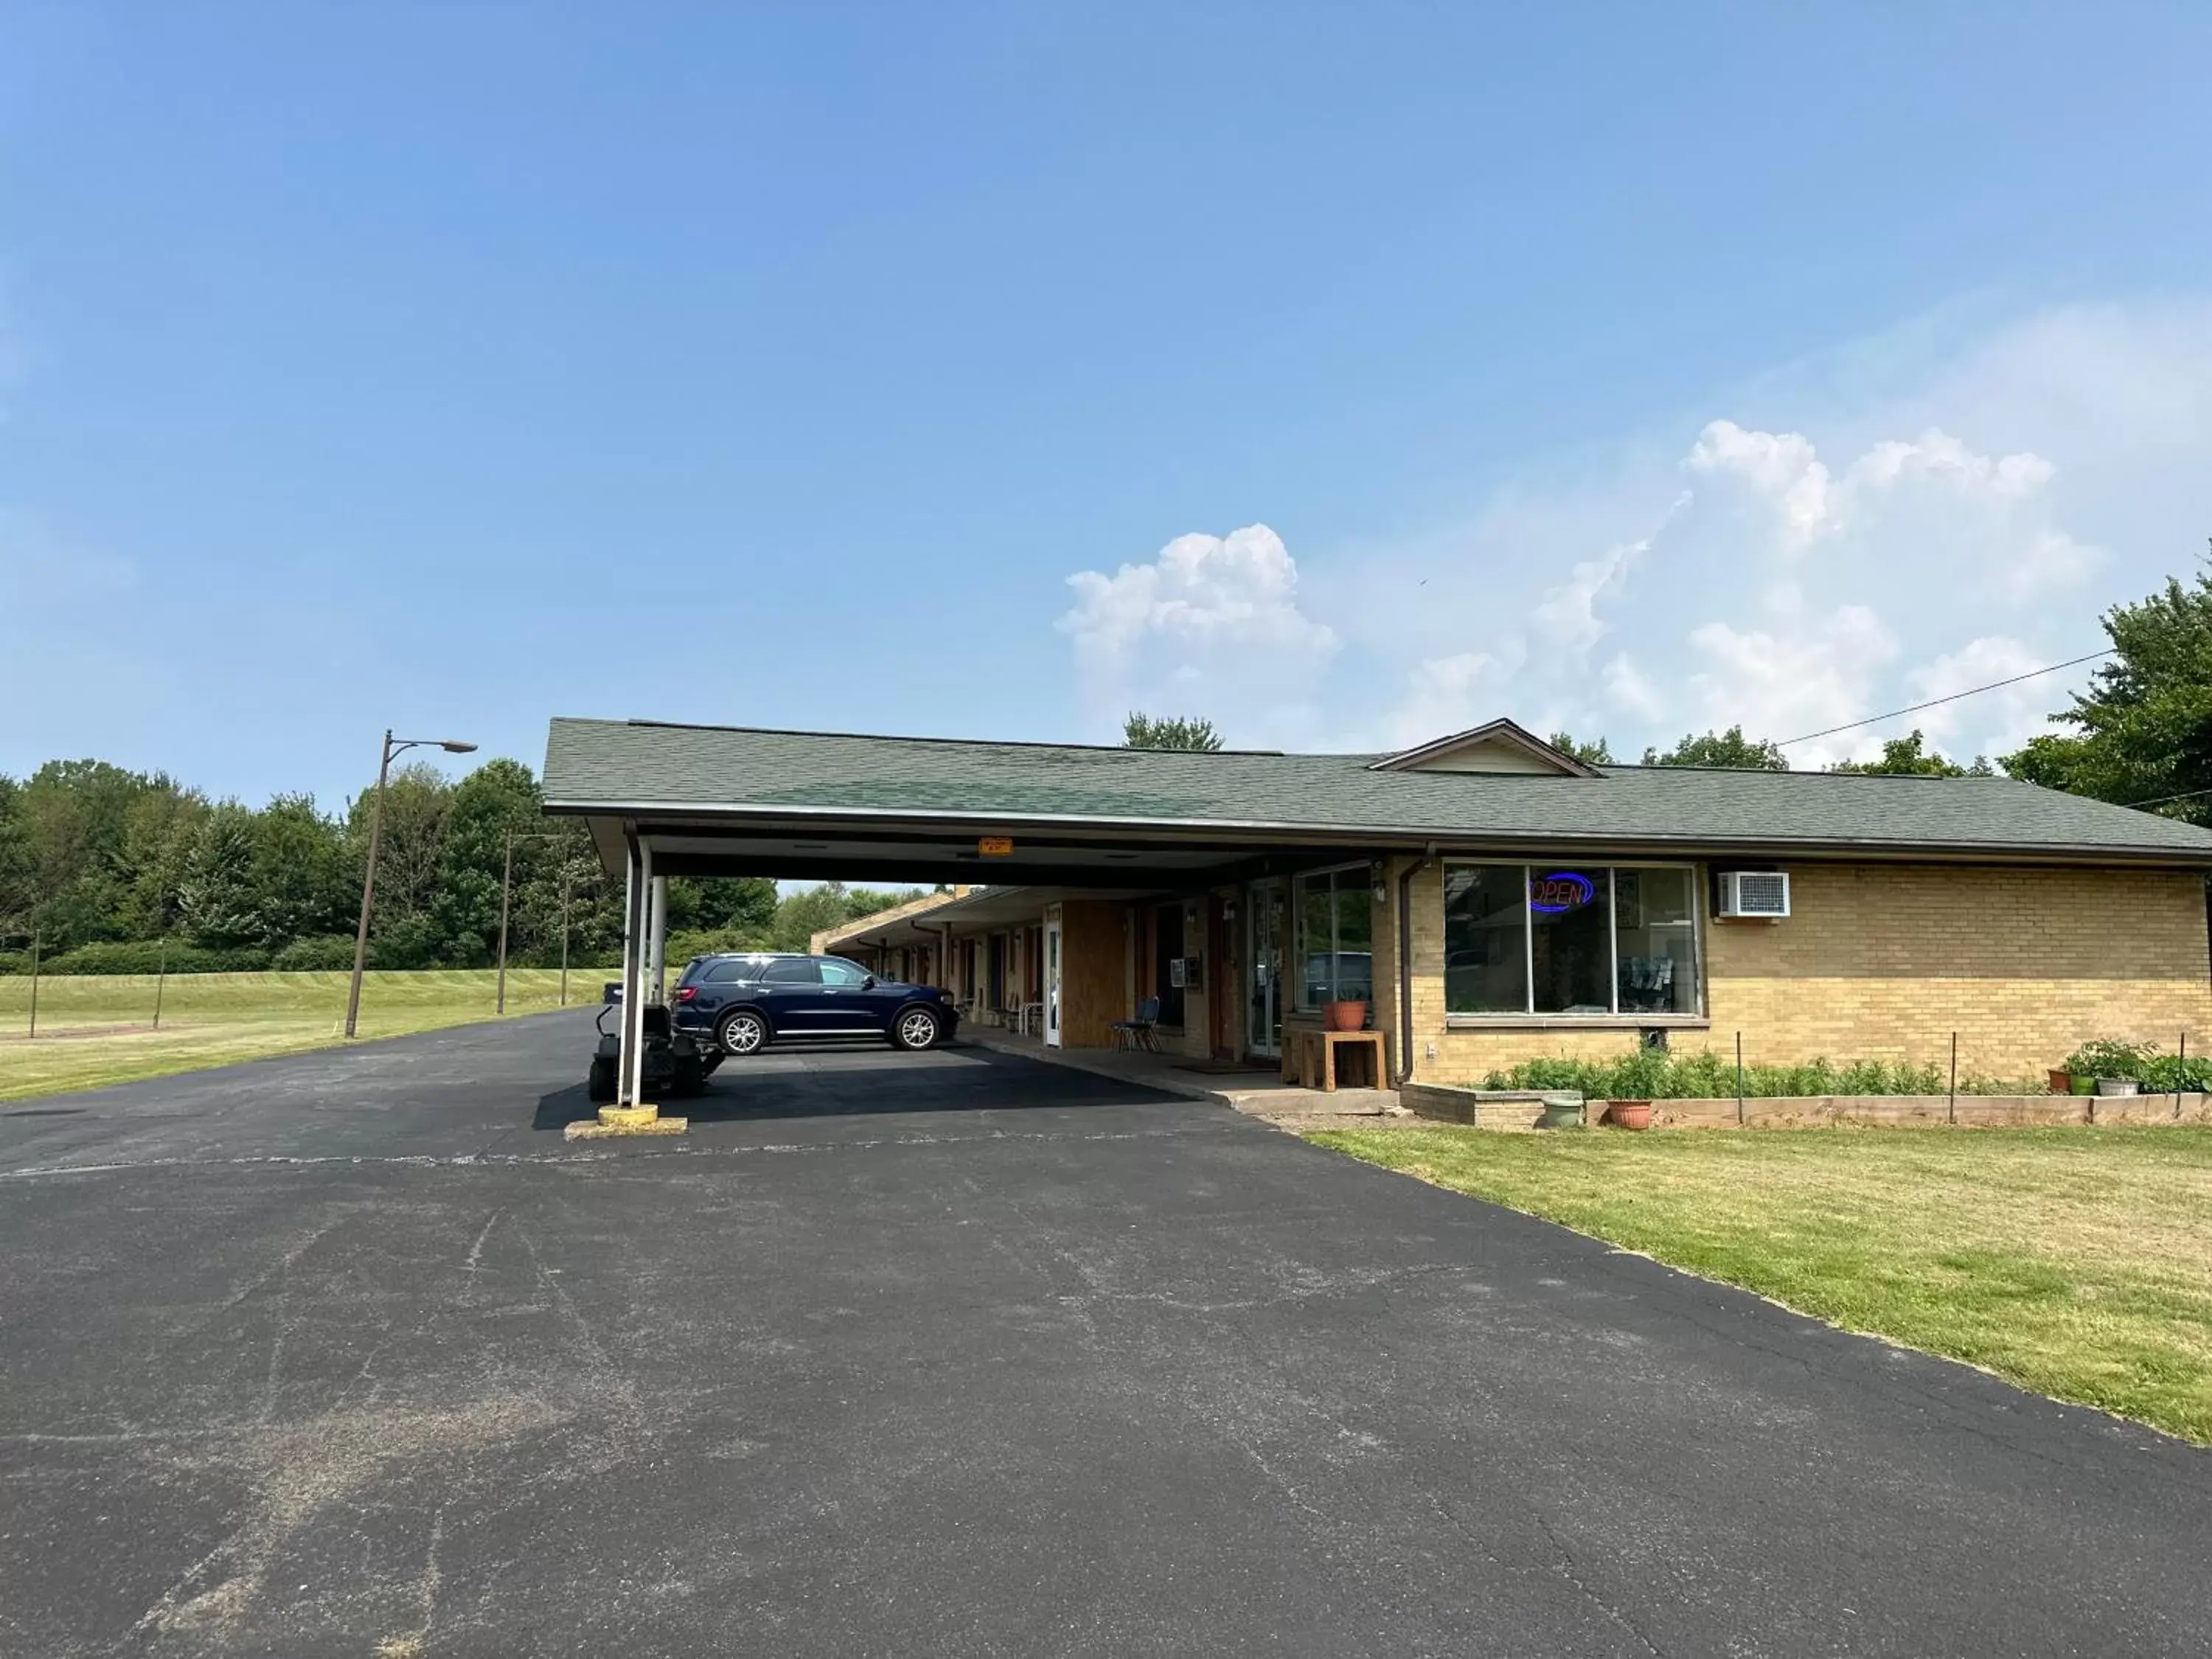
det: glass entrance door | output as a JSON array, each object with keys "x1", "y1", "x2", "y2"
[
  {"x1": 1246, "y1": 880, "x2": 1284, "y2": 1059},
  {"x1": 1043, "y1": 916, "x2": 1063, "y2": 1048}
]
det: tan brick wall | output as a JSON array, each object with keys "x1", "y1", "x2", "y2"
[{"x1": 1391, "y1": 856, "x2": 2212, "y2": 1083}]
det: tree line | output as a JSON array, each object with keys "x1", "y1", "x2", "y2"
[{"x1": 0, "y1": 757, "x2": 919, "y2": 975}]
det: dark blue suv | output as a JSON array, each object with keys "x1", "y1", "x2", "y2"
[{"x1": 672, "y1": 953, "x2": 959, "y2": 1056}]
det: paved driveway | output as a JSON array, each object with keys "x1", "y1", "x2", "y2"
[{"x1": 4, "y1": 1014, "x2": 2208, "y2": 1657}]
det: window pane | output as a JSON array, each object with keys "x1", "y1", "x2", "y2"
[
  {"x1": 1334, "y1": 881, "x2": 1373, "y2": 1004},
  {"x1": 1298, "y1": 874, "x2": 1335, "y2": 1007},
  {"x1": 818, "y1": 959, "x2": 867, "y2": 987},
  {"x1": 1443, "y1": 864, "x2": 1528, "y2": 1013},
  {"x1": 1615, "y1": 867, "x2": 1697, "y2": 1015},
  {"x1": 1529, "y1": 867, "x2": 1611, "y2": 1013},
  {"x1": 762, "y1": 958, "x2": 821, "y2": 984}
]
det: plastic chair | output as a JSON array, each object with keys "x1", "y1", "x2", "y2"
[{"x1": 1113, "y1": 996, "x2": 1162, "y2": 1051}]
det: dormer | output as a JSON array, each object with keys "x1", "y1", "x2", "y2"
[{"x1": 1368, "y1": 718, "x2": 1604, "y2": 777}]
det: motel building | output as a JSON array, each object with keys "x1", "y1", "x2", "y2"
[{"x1": 543, "y1": 717, "x2": 2212, "y2": 1093}]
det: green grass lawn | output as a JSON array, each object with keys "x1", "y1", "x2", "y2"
[
  {"x1": 1306, "y1": 1124, "x2": 2212, "y2": 1444},
  {"x1": 0, "y1": 969, "x2": 599, "y2": 1102}
]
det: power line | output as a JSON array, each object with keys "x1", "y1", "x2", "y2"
[
  {"x1": 2122, "y1": 783, "x2": 2212, "y2": 810},
  {"x1": 1777, "y1": 648, "x2": 2114, "y2": 748}
]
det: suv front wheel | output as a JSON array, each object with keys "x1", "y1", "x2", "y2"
[
  {"x1": 891, "y1": 1006, "x2": 942, "y2": 1051},
  {"x1": 717, "y1": 1008, "x2": 770, "y2": 1056}
]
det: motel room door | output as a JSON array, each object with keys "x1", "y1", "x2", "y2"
[
  {"x1": 1043, "y1": 910, "x2": 1063, "y2": 1048},
  {"x1": 1246, "y1": 879, "x2": 1284, "y2": 1060}
]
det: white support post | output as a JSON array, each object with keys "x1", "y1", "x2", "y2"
[
  {"x1": 647, "y1": 874, "x2": 669, "y2": 1005},
  {"x1": 616, "y1": 838, "x2": 642, "y2": 1106},
  {"x1": 624, "y1": 840, "x2": 654, "y2": 1107}
]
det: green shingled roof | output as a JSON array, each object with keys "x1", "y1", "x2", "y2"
[{"x1": 542, "y1": 717, "x2": 2212, "y2": 862}]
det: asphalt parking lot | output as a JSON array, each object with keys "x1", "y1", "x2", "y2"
[{"x1": 4, "y1": 1012, "x2": 2211, "y2": 1657}]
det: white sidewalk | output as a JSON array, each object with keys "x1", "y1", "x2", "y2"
[{"x1": 964, "y1": 1025, "x2": 1405, "y2": 1130}]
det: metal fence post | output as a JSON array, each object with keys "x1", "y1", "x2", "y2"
[
  {"x1": 1735, "y1": 1030, "x2": 1745, "y2": 1124},
  {"x1": 1948, "y1": 1032, "x2": 1958, "y2": 1125},
  {"x1": 153, "y1": 936, "x2": 168, "y2": 1032},
  {"x1": 27, "y1": 928, "x2": 40, "y2": 1040}
]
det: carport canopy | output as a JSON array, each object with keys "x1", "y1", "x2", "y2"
[
  {"x1": 537, "y1": 720, "x2": 1427, "y2": 891},
  {"x1": 537, "y1": 718, "x2": 1430, "y2": 1106}
]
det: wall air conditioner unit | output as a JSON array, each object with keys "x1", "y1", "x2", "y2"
[{"x1": 1716, "y1": 870, "x2": 1791, "y2": 919}]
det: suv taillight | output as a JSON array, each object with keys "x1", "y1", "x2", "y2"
[{"x1": 677, "y1": 986, "x2": 697, "y2": 1001}]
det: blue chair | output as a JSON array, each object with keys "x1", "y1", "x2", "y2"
[{"x1": 1113, "y1": 996, "x2": 1162, "y2": 1051}]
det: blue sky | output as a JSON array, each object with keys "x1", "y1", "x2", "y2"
[{"x1": 5, "y1": 4, "x2": 2211, "y2": 805}]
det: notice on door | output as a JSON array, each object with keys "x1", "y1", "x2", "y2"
[{"x1": 978, "y1": 836, "x2": 1015, "y2": 857}]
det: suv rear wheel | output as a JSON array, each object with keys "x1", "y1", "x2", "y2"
[
  {"x1": 717, "y1": 1008, "x2": 770, "y2": 1056},
  {"x1": 891, "y1": 1006, "x2": 942, "y2": 1051}
]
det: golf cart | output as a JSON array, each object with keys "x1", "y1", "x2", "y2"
[{"x1": 587, "y1": 981, "x2": 721, "y2": 1102}]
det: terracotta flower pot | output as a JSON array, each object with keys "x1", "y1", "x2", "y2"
[
  {"x1": 1324, "y1": 999, "x2": 1368, "y2": 1032},
  {"x1": 1606, "y1": 1099, "x2": 1653, "y2": 1130},
  {"x1": 2047, "y1": 1068, "x2": 2071, "y2": 1096}
]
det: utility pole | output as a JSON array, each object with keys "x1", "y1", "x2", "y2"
[
  {"x1": 346, "y1": 729, "x2": 477, "y2": 1039},
  {"x1": 497, "y1": 832, "x2": 515, "y2": 1016},
  {"x1": 560, "y1": 861, "x2": 573, "y2": 1006}
]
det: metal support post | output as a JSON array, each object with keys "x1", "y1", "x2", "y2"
[
  {"x1": 648, "y1": 875, "x2": 669, "y2": 1005},
  {"x1": 624, "y1": 839, "x2": 654, "y2": 1107},
  {"x1": 616, "y1": 838, "x2": 642, "y2": 1107}
]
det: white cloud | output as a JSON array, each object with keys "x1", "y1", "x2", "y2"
[
  {"x1": 1901, "y1": 636, "x2": 2064, "y2": 761},
  {"x1": 1686, "y1": 420, "x2": 1834, "y2": 549},
  {"x1": 1060, "y1": 300, "x2": 2211, "y2": 768},
  {"x1": 1379, "y1": 650, "x2": 1509, "y2": 750},
  {"x1": 1601, "y1": 653, "x2": 1666, "y2": 723},
  {"x1": 1058, "y1": 524, "x2": 1338, "y2": 742},
  {"x1": 1532, "y1": 536, "x2": 1647, "y2": 650},
  {"x1": 1683, "y1": 605, "x2": 1900, "y2": 768}
]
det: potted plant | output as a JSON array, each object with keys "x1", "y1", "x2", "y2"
[
  {"x1": 1604, "y1": 1099, "x2": 1653, "y2": 1130},
  {"x1": 1536, "y1": 1096, "x2": 1585, "y2": 1130},
  {"x1": 2062, "y1": 1039, "x2": 2151, "y2": 1098},
  {"x1": 1323, "y1": 998, "x2": 1369, "y2": 1032}
]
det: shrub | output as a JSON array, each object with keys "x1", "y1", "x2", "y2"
[
  {"x1": 2140, "y1": 1052, "x2": 2212, "y2": 1093},
  {"x1": 7, "y1": 940, "x2": 274, "y2": 976},
  {"x1": 1483, "y1": 1052, "x2": 1950, "y2": 1099},
  {"x1": 271, "y1": 933, "x2": 366, "y2": 972}
]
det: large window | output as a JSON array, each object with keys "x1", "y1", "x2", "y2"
[
  {"x1": 1443, "y1": 863, "x2": 1700, "y2": 1018},
  {"x1": 1296, "y1": 866, "x2": 1374, "y2": 1009}
]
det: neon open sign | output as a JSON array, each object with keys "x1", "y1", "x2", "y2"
[{"x1": 1530, "y1": 872, "x2": 1596, "y2": 913}]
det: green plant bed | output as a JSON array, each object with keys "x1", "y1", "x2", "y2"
[{"x1": 1483, "y1": 1051, "x2": 2045, "y2": 1100}]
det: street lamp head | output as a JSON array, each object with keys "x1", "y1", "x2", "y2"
[{"x1": 440, "y1": 740, "x2": 479, "y2": 754}]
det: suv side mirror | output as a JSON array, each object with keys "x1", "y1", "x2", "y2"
[{"x1": 863, "y1": 974, "x2": 877, "y2": 990}]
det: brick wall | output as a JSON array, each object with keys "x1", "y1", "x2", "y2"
[{"x1": 1394, "y1": 856, "x2": 2212, "y2": 1083}]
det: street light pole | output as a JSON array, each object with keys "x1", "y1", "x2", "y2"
[{"x1": 344, "y1": 728, "x2": 478, "y2": 1040}]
